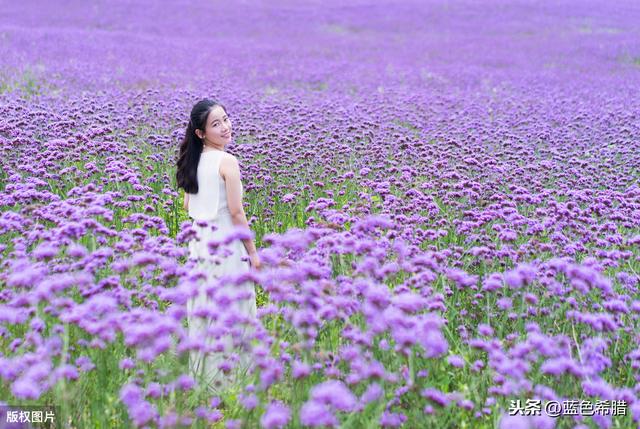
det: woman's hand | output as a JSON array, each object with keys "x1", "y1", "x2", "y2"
[{"x1": 249, "y1": 252, "x2": 262, "y2": 270}]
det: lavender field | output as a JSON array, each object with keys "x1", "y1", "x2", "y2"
[{"x1": 1, "y1": 0, "x2": 640, "y2": 428}]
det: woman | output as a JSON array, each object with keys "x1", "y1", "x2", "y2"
[{"x1": 176, "y1": 98, "x2": 261, "y2": 392}]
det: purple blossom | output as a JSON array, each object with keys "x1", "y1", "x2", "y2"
[
  {"x1": 260, "y1": 401, "x2": 291, "y2": 429},
  {"x1": 478, "y1": 323, "x2": 494, "y2": 336},
  {"x1": 292, "y1": 360, "x2": 311, "y2": 379},
  {"x1": 240, "y1": 393, "x2": 259, "y2": 411},
  {"x1": 309, "y1": 380, "x2": 357, "y2": 412},
  {"x1": 299, "y1": 401, "x2": 337, "y2": 428},
  {"x1": 447, "y1": 355, "x2": 465, "y2": 368},
  {"x1": 379, "y1": 411, "x2": 407, "y2": 427},
  {"x1": 421, "y1": 387, "x2": 450, "y2": 407},
  {"x1": 360, "y1": 382, "x2": 383, "y2": 404}
]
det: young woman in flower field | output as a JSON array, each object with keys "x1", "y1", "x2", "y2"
[{"x1": 176, "y1": 98, "x2": 262, "y2": 392}]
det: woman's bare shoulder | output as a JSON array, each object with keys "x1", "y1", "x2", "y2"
[{"x1": 219, "y1": 152, "x2": 240, "y2": 179}]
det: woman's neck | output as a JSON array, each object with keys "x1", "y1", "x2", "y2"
[{"x1": 202, "y1": 145, "x2": 224, "y2": 152}]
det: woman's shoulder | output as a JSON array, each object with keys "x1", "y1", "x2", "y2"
[
  {"x1": 219, "y1": 152, "x2": 240, "y2": 179},
  {"x1": 219, "y1": 151, "x2": 239, "y2": 165}
]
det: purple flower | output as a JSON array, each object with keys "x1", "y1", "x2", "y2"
[
  {"x1": 478, "y1": 323, "x2": 494, "y2": 336},
  {"x1": 260, "y1": 401, "x2": 290, "y2": 429},
  {"x1": 159, "y1": 411, "x2": 179, "y2": 428},
  {"x1": 282, "y1": 193, "x2": 296, "y2": 203},
  {"x1": 591, "y1": 413, "x2": 612, "y2": 429},
  {"x1": 240, "y1": 393, "x2": 258, "y2": 411},
  {"x1": 175, "y1": 374, "x2": 195, "y2": 391},
  {"x1": 11, "y1": 377, "x2": 43, "y2": 400},
  {"x1": 417, "y1": 325, "x2": 448, "y2": 358},
  {"x1": 360, "y1": 382, "x2": 383, "y2": 404},
  {"x1": 498, "y1": 413, "x2": 531, "y2": 429},
  {"x1": 119, "y1": 358, "x2": 135, "y2": 370},
  {"x1": 292, "y1": 360, "x2": 311, "y2": 379},
  {"x1": 131, "y1": 251, "x2": 159, "y2": 267},
  {"x1": 497, "y1": 297, "x2": 513, "y2": 310},
  {"x1": 447, "y1": 355, "x2": 465, "y2": 368},
  {"x1": 32, "y1": 242, "x2": 59, "y2": 260},
  {"x1": 540, "y1": 357, "x2": 583, "y2": 377},
  {"x1": 223, "y1": 225, "x2": 255, "y2": 244},
  {"x1": 259, "y1": 359, "x2": 284, "y2": 390},
  {"x1": 75, "y1": 356, "x2": 95, "y2": 372},
  {"x1": 421, "y1": 387, "x2": 449, "y2": 406},
  {"x1": 146, "y1": 382, "x2": 162, "y2": 399},
  {"x1": 120, "y1": 383, "x2": 143, "y2": 407},
  {"x1": 129, "y1": 401, "x2": 158, "y2": 427},
  {"x1": 299, "y1": 401, "x2": 337, "y2": 427},
  {"x1": 582, "y1": 377, "x2": 614, "y2": 399},
  {"x1": 504, "y1": 269, "x2": 524, "y2": 289},
  {"x1": 379, "y1": 411, "x2": 406, "y2": 427},
  {"x1": 120, "y1": 382, "x2": 158, "y2": 427},
  {"x1": 446, "y1": 268, "x2": 478, "y2": 289},
  {"x1": 225, "y1": 419, "x2": 241, "y2": 429},
  {"x1": 66, "y1": 243, "x2": 88, "y2": 258},
  {"x1": 309, "y1": 380, "x2": 357, "y2": 412},
  {"x1": 499, "y1": 229, "x2": 518, "y2": 242},
  {"x1": 6, "y1": 259, "x2": 48, "y2": 288},
  {"x1": 52, "y1": 364, "x2": 79, "y2": 382}
]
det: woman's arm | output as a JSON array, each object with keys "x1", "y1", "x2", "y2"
[
  {"x1": 183, "y1": 192, "x2": 189, "y2": 210},
  {"x1": 224, "y1": 156, "x2": 258, "y2": 256}
]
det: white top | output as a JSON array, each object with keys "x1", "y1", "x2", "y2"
[{"x1": 187, "y1": 150, "x2": 233, "y2": 221}]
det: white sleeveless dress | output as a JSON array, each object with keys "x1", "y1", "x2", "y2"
[{"x1": 186, "y1": 149, "x2": 257, "y2": 393}]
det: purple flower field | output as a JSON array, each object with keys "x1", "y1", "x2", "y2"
[{"x1": 1, "y1": 0, "x2": 639, "y2": 428}]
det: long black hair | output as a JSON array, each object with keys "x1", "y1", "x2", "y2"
[{"x1": 176, "y1": 98, "x2": 227, "y2": 194}]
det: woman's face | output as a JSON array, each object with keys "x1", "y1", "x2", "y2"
[{"x1": 196, "y1": 105, "x2": 232, "y2": 146}]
